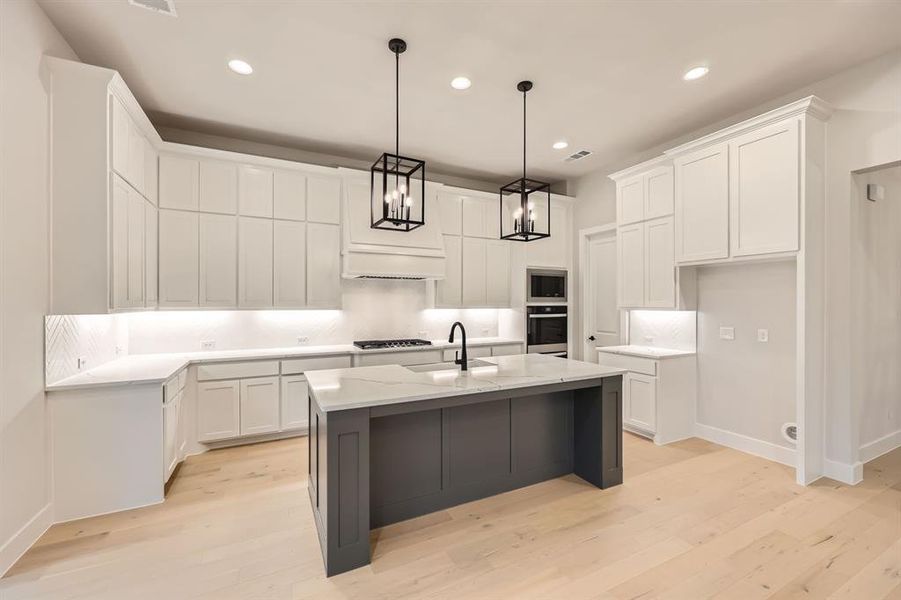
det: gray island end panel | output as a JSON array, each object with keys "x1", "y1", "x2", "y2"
[{"x1": 304, "y1": 354, "x2": 625, "y2": 576}]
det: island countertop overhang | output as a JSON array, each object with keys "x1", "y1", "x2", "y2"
[{"x1": 305, "y1": 353, "x2": 626, "y2": 412}]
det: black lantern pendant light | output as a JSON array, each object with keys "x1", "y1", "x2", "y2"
[
  {"x1": 499, "y1": 81, "x2": 551, "y2": 242},
  {"x1": 371, "y1": 38, "x2": 426, "y2": 232}
]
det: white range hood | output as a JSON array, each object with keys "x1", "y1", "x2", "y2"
[{"x1": 340, "y1": 169, "x2": 446, "y2": 280}]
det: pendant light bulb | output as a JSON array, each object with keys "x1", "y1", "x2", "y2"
[{"x1": 405, "y1": 197, "x2": 413, "y2": 207}]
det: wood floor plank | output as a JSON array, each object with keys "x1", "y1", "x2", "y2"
[{"x1": 1, "y1": 434, "x2": 898, "y2": 600}]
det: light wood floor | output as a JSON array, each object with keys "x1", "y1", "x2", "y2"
[{"x1": 2, "y1": 434, "x2": 899, "y2": 600}]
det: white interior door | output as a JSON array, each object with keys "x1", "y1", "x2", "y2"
[{"x1": 582, "y1": 227, "x2": 620, "y2": 362}]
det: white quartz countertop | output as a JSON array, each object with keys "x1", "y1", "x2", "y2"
[
  {"x1": 596, "y1": 345, "x2": 696, "y2": 359},
  {"x1": 306, "y1": 354, "x2": 626, "y2": 412},
  {"x1": 45, "y1": 338, "x2": 524, "y2": 392}
]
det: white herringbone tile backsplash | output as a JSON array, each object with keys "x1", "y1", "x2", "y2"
[{"x1": 45, "y1": 314, "x2": 128, "y2": 385}]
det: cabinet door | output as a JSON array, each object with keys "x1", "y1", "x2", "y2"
[
  {"x1": 143, "y1": 138, "x2": 158, "y2": 206},
  {"x1": 617, "y1": 176, "x2": 644, "y2": 225},
  {"x1": 729, "y1": 120, "x2": 800, "y2": 257},
  {"x1": 274, "y1": 220, "x2": 307, "y2": 307},
  {"x1": 306, "y1": 222, "x2": 341, "y2": 308},
  {"x1": 128, "y1": 121, "x2": 145, "y2": 195},
  {"x1": 163, "y1": 391, "x2": 180, "y2": 480},
  {"x1": 238, "y1": 217, "x2": 273, "y2": 308},
  {"x1": 238, "y1": 165, "x2": 274, "y2": 218},
  {"x1": 240, "y1": 376, "x2": 280, "y2": 436},
  {"x1": 617, "y1": 223, "x2": 644, "y2": 307},
  {"x1": 526, "y1": 199, "x2": 569, "y2": 268},
  {"x1": 436, "y1": 235, "x2": 462, "y2": 307},
  {"x1": 438, "y1": 192, "x2": 462, "y2": 235},
  {"x1": 199, "y1": 213, "x2": 238, "y2": 307},
  {"x1": 158, "y1": 209, "x2": 199, "y2": 307},
  {"x1": 280, "y1": 375, "x2": 309, "y2": 431},
  {"x1": 197, "y1": 380, "x2": 239, "y2": 442},
  {"x1": 624, "y1": 372, "x2": 656, "y2": 433},
  {"x1": 144, "y1": 200, "x2": 158, "y2": 306},
  {"x1": 273, "y1": 170, "x2": 307, "y2": 221},
  {"x1": 199, "y1": 160, "x2": 237, "y2": 214},
  {"x1": 111, "y1": 96, "x2": 130, "y2": 182},
  {"x1": 461, "y1": 237, "x2": 487, "y2": 306},
  {"x1": 111, "y1": 175, "x2": 129, "y2": 309},
  {"x1": 462, "y1": 197, "x2": 492, "y2": 238},
  {"x1": 644, "y1": 217, "x2": 675, "y2": 308},
  {"x1": 645, "y1": 166, "x2": 674, "y2": 219},
  {"x1": 674, "y1": 144, "x2": 729, "y2": 262},
  {"x1": 485, "y1": 239, "x2": 510, "y2": 307},
  {"x1": 305, "y1": 176, "x2": 341, "y2": 224},
  {"x1": 159, "y1": 155, "x2": 199, "y2": 211},
  {"x1": 126, "y1": 191, "x2": 146, "y2": 307}
]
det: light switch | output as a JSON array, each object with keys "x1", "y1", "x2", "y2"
[
  {"x1": 757, "y1": 329, "x2": 769, "y2": 342},
  {"x1": 719, "y1": 327, "x2": 735, "y2": 341}
]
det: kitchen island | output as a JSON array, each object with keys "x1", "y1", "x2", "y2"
[{"x1": 305, "y1": 353, "x2": 625, "y2": 576}]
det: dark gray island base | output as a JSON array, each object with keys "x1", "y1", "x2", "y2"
[{"x1": 306, "y1": 370, "x2": 623, "y2": 576}]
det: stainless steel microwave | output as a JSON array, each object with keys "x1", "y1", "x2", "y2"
[{"x1": 527, "y1": 269, "x2": 567, "y2": 303}]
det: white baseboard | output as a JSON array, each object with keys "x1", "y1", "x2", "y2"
[
  {"x1": 694, "y1": 423, "x2": 795, "y2": 467},
  {"x1": 860, "y1": 429, "x2": 901, "y2": 464},
  {"x1": 0, "y1": 502, "x2": 52, "y2": 577},
  {"x1": 822, "y1": 459, "x2": 863, "y2": 485}
]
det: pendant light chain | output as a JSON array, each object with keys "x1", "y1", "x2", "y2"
[
  {"x1": 522, "y1": 88, "x2": 527, "y2": 180},
  {"x1": 395, "y1": 48, "x2": 400, "y2": 157}
]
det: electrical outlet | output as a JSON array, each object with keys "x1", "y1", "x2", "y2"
[
  {"x1": 115, "y1": 345, "x2": 124, "y2": 356},
  {"x1": 200, "y1": 340, "x2": 216, "y2": 350},
  {"x1": 719, "y1": 327, "x2": 735, "y2": 341},
  {"x1": 757, "y1": 329, "x2": 769, "y2": 343},
  {"x1": 77, "y1": 356, "x2": 87, "y2": 370},
  {"x1": 297, "y1": 336, "x2": 309, "y2": 345}
]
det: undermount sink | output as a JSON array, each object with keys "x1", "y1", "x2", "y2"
[{"x1": 405, "y1": 360, "x2": 493, "y2": 373}]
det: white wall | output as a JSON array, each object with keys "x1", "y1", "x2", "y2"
[
  {"x1": 696, "y1": 261, "x2": 797, "y2": 452},
  {"x1": 124, "y1": 279, "x2": 507, "y2": 355},
  {"x1": 0, "y1": 0, "x2": 78, "y2": 575},
  {"x1": 853, "y1": 165, "x2": 901, "y2": 460}
]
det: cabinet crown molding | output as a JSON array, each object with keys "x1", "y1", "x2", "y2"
[
  {"x1": 664, "y1": 95, "x2": 833, "y2": 157},
  {"x1": 608, "y1": 156, "x2": 672, "y2": 182}
]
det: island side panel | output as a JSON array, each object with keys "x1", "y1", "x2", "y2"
[
  {"x1": 573, "y1": 376, "x2": 623, "y2": 488},
  {"x1": 309, "y1": 395, "x2": 372, "y2": 576}
]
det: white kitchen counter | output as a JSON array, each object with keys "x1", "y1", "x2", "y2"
[
  {"x1": 597, "y1": 345, "x2": 695, "y2": 359},
  {"x1": 306, "y1": 353, "x2": 625, "y2": 412},
  {"x1": 45, "y1": 338, "x2": 525, "y2": 392}
]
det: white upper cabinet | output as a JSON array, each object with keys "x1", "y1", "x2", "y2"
[
  {"x1": 199, "y1": 160, "x2": 237, "y2": 214},
  {"x1": 485, "y1": 240, "x2": 511, "y2": 307},
  {"x1": 617, "y1": 176, "x2": 644, "y2": 225},
  {"x1": 111, "y1": 95, "x2": 147, "y2": 196},
  {"x1": 111, "y1": 174, "x2": 145, "y2": 310},
  {"x1": 273, "y1": 220, "x2": 307, "y2": 308},
  {"x1": 526, "y1": 198, "x2": 570, "y2": 269},
  {"x1": 305, "y1": 222, "x2": 341, "y2": 308},
  {"x1": 159, "y1": 155, "x2": 199, "y2": 211},
  {"x1": 617, "y1": 222, "x2": 644, "y2": 308},
  {"x1": 238, "y1": 217, "x2": 274, "y2": 308},
  {"x1": 438, "y1": 193, "x2": 462, "y2": 235},
  {"x1": 644, "y1": 166, "x2": 674, "y2": 220},
  {"x1": 238, "y1": 165, "x2": 274, "y2": 218},
  {"x1": 674, "y1": 143, "x2": 729, "y2": 263},
  {"x1": 199, "y1": 213, "x2": 238, "y2": 307},
  {"x1": 644, "y1": 217, "x2": 675, "y2": 307},
  {"x1": 158, "y1": 209, "x2": 199, "y2": 307},
  {"x1": 462, "y1": 197, "x2": 498, "y2": 238},
  {"x1": 143, "y1": 138, "x2": 158, "y2": 206},
  {"x1": 461, "y1": 237, "x2": 488, "y2": 306},
  {"x1": 729, "y1": 120, "x2": 800, "y2": 257},
  {"x1": 306, "y1": 175, "x2": 341, "y2": 224},
  {"x1": 145, "y1": 200, "x2": 158, "y2": 306},
  {"x1": 273, "y1": 170, "x2": 307, "y2": 221},
  {"x1": 436, "y1": 234, "x2": 463, "y2": 307}
]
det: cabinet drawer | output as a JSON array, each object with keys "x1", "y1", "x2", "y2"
[
  {"x1": 491, "y1": 344, "x2": 523, "y2": 357},
  {"x1": 442, "y1": 346, "x2": 490, "y2": 362},
  {"x1": 281, "y1": 355, "x2": 352, "y2": 375},
  {"x1": 596, "y1": 352, "x2": 657, "y2": 376},
  {"x1": 356, "y1": 349, "x2": 443, "y2": 367},
  {"x1": 196, "y1": 360, "x2": 279, "y2": 381}
]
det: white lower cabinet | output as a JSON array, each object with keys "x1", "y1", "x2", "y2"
[
  {"x1": 197, "y1": 380, "x2": 240, "y2": 442},
  {"x1": 239, "y1": 376, "x2": 281, "y2": 436},
  {"x1": 280, "y1": 375, "x2": 309, "y2": 431},
  {"x1": 624, "y1": 372, "x2": 657, "y2": 434}
]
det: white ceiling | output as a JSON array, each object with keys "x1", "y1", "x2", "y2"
[{"x1": 39, "y1": 0, "x2": 901, "y2": 184}]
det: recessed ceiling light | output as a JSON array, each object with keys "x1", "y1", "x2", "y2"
[
  {"x1": 683, "y1": 65, "x2": 709, "y2": 81},
  {"x1": 228, "y1": 59, "x2": 253, "y2": 75},
  {"x1": 451, "y1": 76, "x2": 471, "y2": 90},
  {"x1": 552, "y1": 141, "x2": 569, "y2": 150}
]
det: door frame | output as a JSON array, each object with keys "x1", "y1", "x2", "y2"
[{"x1": 578, "y1": 223, "x2": 624, "y2": 360}]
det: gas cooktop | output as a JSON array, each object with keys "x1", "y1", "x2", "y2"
[{"x1": 353, "y1": 338, "x2": 433, "y2": 350}]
